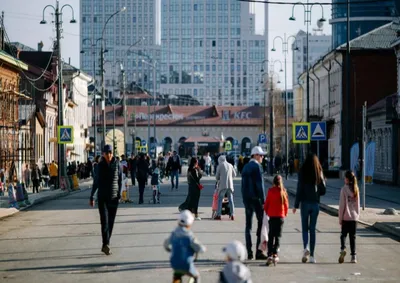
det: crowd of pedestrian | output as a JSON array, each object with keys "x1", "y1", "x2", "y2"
[
  {"x1": 22, "y1": 161, "x2": 58, "y2": 192},
  {"x1": 88, "y1": 144, "x2": 360, "y2": 282}
]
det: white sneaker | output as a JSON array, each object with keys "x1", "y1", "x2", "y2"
[
  {"x1": 309, "y1": 256, "x2": 316, "y2": 264},
  {"x1": 302, "y1": 249, "x2": 310, "y2": 263},
  {"x1": 195, "y1": 216, "x2": 201, "y2": 221}
]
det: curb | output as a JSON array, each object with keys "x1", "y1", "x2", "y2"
[
  {"x1": 264, "y1": 177, "x2": 400, "y2": 239},
  {"x1": 0, "y1": 183, "x2": 91, "y2": 221}
]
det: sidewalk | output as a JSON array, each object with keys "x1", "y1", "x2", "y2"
[
  {"x1": 0, "y1": 178, "x2": 93, "y2": 220},
  {"x1": 265, "y1": 175, "x2": 400, "y2": 238}
]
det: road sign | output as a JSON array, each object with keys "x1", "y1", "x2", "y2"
[
  {"x1": 225, "y1": 141, "x2": 232, "y2": 151},
  {"x1": 233, "y1": 139, "x2": 239, "y2": 149},
  {"x1": 135, "y1": 140, "x2": 140, "y2": 148},
  {"x1": 258, "y1": 133, "x2": 267, "y2": 144},
  {"x1": 293, "y1": 123, "x2": 310, "y2": 144},
  {"x1": 57, "y1": 126, "x2": 74, "y2": 144},
  {"x1": 311, "y1": 121, "x2": 327, "y2": 141},
  {"x1": 140, "y1": 146, "x2": 147, "y2": 153},
  {"x1": 141, "y1": 140, "x2": 147, "y2": 147}
]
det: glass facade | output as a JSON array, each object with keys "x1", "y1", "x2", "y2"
[
  {"x1": 160, "y1": 0, "x2": 268, "y2": 106},
  {"x1": 331, "y1": 0, "x2": 397, "y2": 48},
  {"x1": 80, "y1": 0, "x2": 161, "y2": 97}
]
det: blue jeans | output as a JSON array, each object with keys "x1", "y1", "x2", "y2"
[
  {"x1": 205, "y1": 165, "x2": 210, "y2": 176},
  {"x1": 300, "y1": 202, "x2": 320, "y2": 257},
  {"x1": 244, "y1": 198, "x2": 264, "y2": 255},
  {"x1": 171, "y1": 170, "x2": 179, "y2": 189},
  {"x1": 217, "y1": 189, "x2": 235, "y2": 216}
]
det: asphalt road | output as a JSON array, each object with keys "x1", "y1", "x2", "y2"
[{"x1": 0, "y1": 177, "x2": 399, "y2": 283}]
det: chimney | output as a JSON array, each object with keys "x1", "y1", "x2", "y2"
[
  {"x1": 38, "y1": 41, "x2": 43, "y2": 51},
  {"x1": 68, "y1": 57, "x2": 71, "y2": 65}
]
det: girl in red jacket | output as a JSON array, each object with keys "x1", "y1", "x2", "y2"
[{"x1": 264, "y1": 175, "x2": 289, "y2": 266}]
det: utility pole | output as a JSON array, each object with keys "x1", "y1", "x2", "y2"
[
  {"x1": 362, "y1": 101, "x2": 367, "y2": 210},
  {"x1": 152, "y1": 63, "x2": 157, "y2": 159},
  {"x1": 41, "y1": 0, "x2": 76, "y2": 190},
  {"x1": 100, "y1": 47, "x2": 106, "y2": 148},
  {"x1": 121, "y1": 65, "x2": 128, "y2": 156},
  {"x1": 269, "y1": 75, "x2": 274, "y2": 175}
]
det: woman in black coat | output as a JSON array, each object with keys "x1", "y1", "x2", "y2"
[
  {"x1": 185, "y1": 157, "x2": 203, "y2": 220},
  {"x1": 136, "y1": 153, "x2": 150, "y2": 204}
]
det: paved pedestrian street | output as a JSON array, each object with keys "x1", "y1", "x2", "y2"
[{"x1": 0, "y1": 178, "x2": 399, "y2": 283}]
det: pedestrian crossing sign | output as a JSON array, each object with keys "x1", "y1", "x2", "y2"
[
  {"x1": 57, "y1": 126, "x2": 74, "y2": 144},
  {"x1": 293, "y1": 123, "x2": 310, "y2": 144}
]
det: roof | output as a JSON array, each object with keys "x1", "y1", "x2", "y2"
[
  {"x1": 0, "y1": 50, "x2": 28, "y2": 70},
  {"x1": 338, "y1": 22, "x2": 400, "y2": 50},
  {"x1": 10, "y1": 42, "x2": 36, "y2": 51},
  {"x1": 97, "y1": 105, "x2": 265, "y2": 126},
  {"x1": 368, "y1": 93, "x2": 397, "y2": 115}
]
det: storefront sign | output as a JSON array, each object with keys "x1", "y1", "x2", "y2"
[
  {"x1": 222, "y1": 111, "x2": 252, "y2": 120},
  {"x1": 132, "y1": 113, "x2": 184, "y2": 121}
]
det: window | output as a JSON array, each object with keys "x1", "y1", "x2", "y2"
[
  {"x1": 212, "y1": 40, "x2": 216, "y2": 47},
  {"x1": 194, "y1": 4, "x2": 198, "y2": 10},
  {"x1": 93, "y1": 16, "x2": 97, "y2": 23},
  {"x1": 133, "y1": 16, "x2": 136, "y2": 23},
  {"x1": 237, "y1": 40, "x2": 240, "y2": 47}
]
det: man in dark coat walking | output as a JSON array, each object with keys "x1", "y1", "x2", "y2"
[{"x1": 90, "y1": 144, "x2": 122, "y2": 255}]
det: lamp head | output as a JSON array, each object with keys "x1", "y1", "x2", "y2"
[
  {"x1": 70, "y1": 19, "x2": 77, "y2": 24},
  {"x1": 271, "y1": 48, "x2": 276, "y2": 52},
  {"x1": 280, "y1": 69, "x2": 283, "y2": 72},
  {"x1": 261, "y1": 68, "x2": 264, "y2": 73},
  {"x1": 80, "y1": 50, "x2": 85, "y2": 54},
  {"x1": 319, "y1": 17, "x2": 326, "y2": 22},
  {"x1": 40, "y1": 20, "x2": 47, "y2": 24},
  {"x1": 294, "y1": 46, "x2": 300, "y2": 51},
  {"x1": 278, "y1": 80, "x2": 281, "y2": 84},
  {"x1": 289, "y1": 16, "x2": 296, "y2": 21},
  {"x1": 121, "y1": 7, "x2": 127, "y2": 12}
]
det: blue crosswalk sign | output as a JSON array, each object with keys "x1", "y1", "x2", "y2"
[
  {"x1": 311, "y1": 122, "x2": 327, "y2": 141},
  {"x1": 141, "y1": 140, "x2": 147, "y2": 147},
  {"x1": 293, "y1": 123, "x2": 310, "y2": 144},
  {"x1": 258, "y1": 133, "x2": 267, "y2": 144},
  {"x1": 57, "y1": 126, "x2": 74, "y2": 144}
]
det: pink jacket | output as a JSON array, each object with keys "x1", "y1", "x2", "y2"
[{"x1": 339, "y1": 185, "x2": 360, "y2": 223}]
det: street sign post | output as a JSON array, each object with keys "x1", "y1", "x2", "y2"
[
  {"x1": 293, "y1": 123, "x2": 311, "y2": 144},
  {"x1": 310, "y1": 122, "x2": 327, "y2": 141},
  {"x1": 57, "y1": 126, "x2": 74, "y2": 144},
  {"x1": 258, "y1": 133, "x2": 267, "y2": 144}
]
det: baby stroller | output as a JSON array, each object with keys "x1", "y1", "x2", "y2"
[{"x1": 211, "y1": 182, "x2": 231, "y2": 218}]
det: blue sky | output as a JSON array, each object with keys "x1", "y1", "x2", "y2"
[{"x1": 2, "y1": 0, "x2": 332, "y2": 88}]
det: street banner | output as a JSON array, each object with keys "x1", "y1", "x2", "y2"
[
  {"x1": 350, "y1": 142, "x2": 359, "y2": 174},
  {"x1": 365, "y1": 141, "x2": 376, "y2": 184}
]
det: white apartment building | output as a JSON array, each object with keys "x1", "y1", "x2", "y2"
[
  {"x1": 63, "y1": 64, "x2": 92, "y2": 163},
  {"x1": 292, "y1": 30, "x2": 331, "y2": 86},
  {"x1": 160, "y1": 0, "x2": 269, "y2": 106},
  {"x1": 80, "y1": 0, "x2": 161, "y2": 98}
]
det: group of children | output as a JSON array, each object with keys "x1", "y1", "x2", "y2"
[{"x1": 164, "y1": 170, "x2": 360, "y2": 282}]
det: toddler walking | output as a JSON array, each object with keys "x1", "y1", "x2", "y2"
[
  {"x1": 264, "y1": 175, "x2": 289, "y2": 266},
  {"x1": 219, "y1": 240, "x2": 252, "y2": 283},
  {"x1": 150, "y1": 160, "x2": 161, "y2": 204},
  {"x1": 338, "y1": 170, "x2": 360, "y2": 264},
  {"x1": 164, "y1": 210, "x2": 206, "y2": 283}
]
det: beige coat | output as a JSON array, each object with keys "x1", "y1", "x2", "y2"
[{"x1": 216, "y1": 155, "x2": 236, "y2": 192}]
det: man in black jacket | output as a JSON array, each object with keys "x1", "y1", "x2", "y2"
[
  {"x1": 90, "y1": 144, "x2": 122, "y2": 255},
  {"x1": 167, "y1": 151, "x2": 181, "y2": 191}
]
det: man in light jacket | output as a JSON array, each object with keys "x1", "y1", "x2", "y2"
[{"x1": 215, "y1": 155, "x2": 236, "y2": 220}]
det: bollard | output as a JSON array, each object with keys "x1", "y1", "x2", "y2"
[
  {"x1": 72, "y1": 174, "x2": 79, "y2": 190},
  {"x1": 15, "y1": 182, "x2": 26, "y2": 208},
  {"x1": 8, "y1": 183, "x2": 18, "y2": 209},
  {"x1": 22, "y1": 183, "x2": 31, "y2": 206}
]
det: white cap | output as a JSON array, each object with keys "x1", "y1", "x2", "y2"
[
  {"x1": 223, "y1": 240, "x2": 246, "y2": 261},
  {"x1": 251, "y1": 146, "x2": 266, "y2": 156},
  {"x1": 178, "y1": 210, "x2": 194, "y2": 227}
]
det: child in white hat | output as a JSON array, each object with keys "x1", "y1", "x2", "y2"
[
  {"x1": 164, "y1": 210, "x2": 206, "y2": 283},
  {"x1": 219, "y1": 240, "x2": 253, "y2": 283}
]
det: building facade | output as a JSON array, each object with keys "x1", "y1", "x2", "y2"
[
  {"x1": 63, "y1": 63, "x2": 92, "y2": 163},
  {"x1": 160, "y1": 0, "x2": 269, "y2": 106},
  {"x1": 295, "y1": 23, "x2": 398, "y2": 171},
  {"x1": 291, "y1": 30, "x2": 331, "y2": 86},
  {"x1": 80, "y1": 0, "x2": 161, "y2": 98},
  {"x1": 331, "y1": 0, "x2": 398, "y2": 49}
]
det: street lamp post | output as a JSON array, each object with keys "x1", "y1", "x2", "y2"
[
  {"x1": 272, "y1": 34, "x2": 299, "y2": 179},
  {"x1": 40, "y1": 0, "x2": 76, "y2": 189},
  {"x1": 81, "y1": 37, "x2": 105, "y2": 155},
  {"x1": 100, "y1": 7, "x2": 126, "y2": 148},
  {"x1": 142, "y1": 59, "x2": 157, "y2": 159},
  {"x1": 289, "y1": 1, "x2": 326, "y2": 127}
]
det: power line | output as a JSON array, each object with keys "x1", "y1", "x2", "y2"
[{"x1": 237, "y1": 0, "x2": 398, "y2": 6}]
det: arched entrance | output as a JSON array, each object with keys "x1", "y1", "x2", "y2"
[
  {"x1": 178, "y1": 137, "x2": 187, "y2": 157},
  {"x1": 241, "y1": 137, "x2": 252, "y2": 156},
  {"x1": 163, "y1": 137, "x2": 173, "y2": 153}
]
